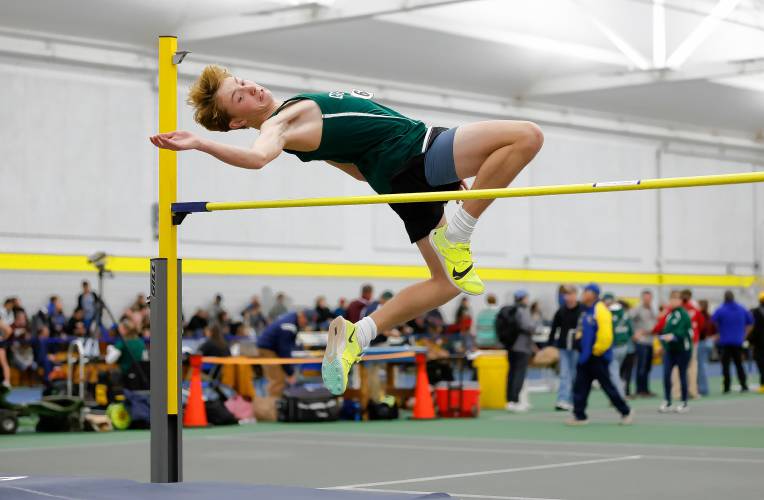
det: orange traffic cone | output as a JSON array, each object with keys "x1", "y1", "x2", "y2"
[
  {"x1": 183, "y1": 354, "x2": 208, "y2": 427},
  {"x1": 412, "y1": 353, "x2": 436, "y2": 420}
]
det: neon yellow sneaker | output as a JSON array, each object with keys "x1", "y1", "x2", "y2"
[
  {"x1": 321, "y1": 317, "x2": 363, "y2": 395},
  {"x1": 429, "y1": 224, "x2": 485, "y2": 296}
]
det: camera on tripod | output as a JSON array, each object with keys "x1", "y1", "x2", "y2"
[{"x1": 87, "y1": 252, "x2": 111, "y2": 275}]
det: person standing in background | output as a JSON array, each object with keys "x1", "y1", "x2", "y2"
[
  {"x1": 241, "y1": 295, "x2": 269, "y2": 334},
  {"x1": 630, "y1": 290, "x2": 657, "y2": 397},
  {"x1": 618, "y1": 300, "x2": 637, "y2": 398},
  {"x1": 749, "y1": 292, "x2": 764, "y2": 393},
  {"x1": 673, "y1": 289, "x2": 703, "y2": 399},
  {"x1": 654, "y1": 291, "x2": 693, "y2": 413},
  {"x1": 452, "y1": 297, "x2": 473, "y2": 350},
  {"x1": 333, "y1": 298, "x2": 348, "y2": 319},
  {"x1": 314, "y1": 296, "x2": 336, "y2": 330},
  {"x1": 208, "y1": 293, "x2": 226, "y2": 323},
  {"x1": 696, "y1": 299, "x2": 715, "y2": 396},
  {"x1": 603, "y1": 292, "x2": 631, "y2": 399},
  {"x1": 568, "y1": 284, "x2": 632, "y2": 425},
  {"x1": 114, "y1": 318, "x2": 148, "y2": 389},
  {"x1": 548, "y1": 285, "x2": 581, "y2": 411},
  {"x1": 267, "y1": 292, "x2": 289, "y2": 322},
  {"x1": 346, "y1": 284, "x2": 373, "y2": 323},
  {"x1": 47, "y1": 296, "x2": 68, "y2": 337},
  {"x1": 474, "y1": 293, "x2": 500, "y2": 348},
  {"x1": 505, "y1": 290, "x2": 535, "y2": 413},
  {"x1": 77, "y1": 281, "x2": 97, "y2": 327},
  {"x1": 0, "y1": 299, "x2": 14, "y2": 326},
  {"x1": 712, "y1": 291, "x2": 753, "y2": 393}
]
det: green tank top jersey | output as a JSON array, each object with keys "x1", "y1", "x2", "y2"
[{"x1": 270, "y1": 91, "x2": 429, "y2": 194}]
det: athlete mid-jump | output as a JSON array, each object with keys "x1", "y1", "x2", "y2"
[{"x1": 150, "y1": 65, "x2": 543, "y2": 395}]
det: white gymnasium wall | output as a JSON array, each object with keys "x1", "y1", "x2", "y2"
[
  {"x1": 0, "y1": 57, "x2": 762, "y2": 319},
  {"x1": 659, "y1": 152, "x2": 758, "y2": 275}
]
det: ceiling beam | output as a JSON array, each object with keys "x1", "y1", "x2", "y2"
[
  {"x1": 180, "y1": 0, "x2": 481, "y2": 42},
  {"x1": 380, "y1": 13, "x2": 629, "y2": 66},
  {"x1": 626, "y1": 0, "x2": 764, "y2": 33},
  {"x1": 523, "y1": 57, "x2": 764, "y2": 96},
  {"x1": 0, "y1": 28, "x2": 761, "y2": 151},
  {"x1": 665, "y1": 0, "x2": 743, "y2": 68},
  {"x1": 572, "y1": 0, "x2": 649, "y2": 70}
]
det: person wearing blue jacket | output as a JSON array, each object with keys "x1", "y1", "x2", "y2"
[
  {"x1": 256, "y1": 310, "x2": 312, "y2": 396},
  {"x1": 712, "y1": 291, "x2": 753, "y2": 393},
  {"x1": 568, "y1": 284, "x2": 632, "y2": 426}
]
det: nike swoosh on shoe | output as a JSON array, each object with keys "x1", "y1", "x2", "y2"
[{"x1": 452, "y1": 264, "x2": 473, "y2": 280}]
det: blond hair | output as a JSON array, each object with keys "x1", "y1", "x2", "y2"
[{"x1": 187, "y1": 64, "x2": 233, "y2": 132}]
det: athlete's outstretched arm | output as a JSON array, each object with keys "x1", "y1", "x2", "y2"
[{"x1": 149, "y1": 120, "x2": 285, "y2": 170}]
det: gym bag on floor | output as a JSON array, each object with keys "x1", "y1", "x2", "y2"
[{"x1": 277, "y1": 385, "x2": 340, "y2": 423}]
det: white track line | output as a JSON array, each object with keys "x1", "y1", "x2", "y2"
[
  {"x1": 340, "y1": 487, "x2": 565, "y2": 500},
  {"x1": 273, "y1": 428, "x2": 764, "y2": 453},
  {"x1": 330, "y1": 455, "x2": 641, "y2": 489},
  {"x1": 0, "y1": 486, "x2": 81, "y2": 500},
  {"x1": 241, "y1": 435, "x2": 764, "y2": 465},
  {"x1": 0, "y1": 440, "x2": 148, "y2": 453},
  {"x1": 0, "y1": 430, "x2": 293, "y2": 453},
  {"x1": 237, "y1": 436, "x2": 615, "y2": 459}
]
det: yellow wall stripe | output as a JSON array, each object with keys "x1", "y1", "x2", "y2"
[{"x1": 0, "y1": 252, "x2": 757, "y2": 288}]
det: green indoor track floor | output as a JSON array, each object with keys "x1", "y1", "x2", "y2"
[{"x1": 2, "y1": 376, "x2": 762, "y2": 452}]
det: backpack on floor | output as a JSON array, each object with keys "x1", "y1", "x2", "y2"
[
  {"x1": 122, "y1": 389, "x2": 150, "y2": 429},
  {"x1": 495, "y1": 305, "x2": 521, "y2": 349},
  {"x1": 277, "y1": 385, "x2": 340, "y2": 423},
  {"x1": 367, "y1": 396, "x2": 399, "y2": 421},
  {"x1": 205, "y1": 399, "x2": 238, "y2": 426}
]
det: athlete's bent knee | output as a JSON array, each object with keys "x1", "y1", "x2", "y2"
[{"x1": 515, "y1": 121, "x2": 544, "y2": 157}]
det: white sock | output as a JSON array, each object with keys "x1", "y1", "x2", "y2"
[
  {"x1": 445, "y1": 205, "x2": 478, "y2": 243},
  {"x1": 354, "y1": 316, "x2": 378, "y2": 350}
]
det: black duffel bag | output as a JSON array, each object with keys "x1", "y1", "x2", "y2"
[{"x1": 277, "y1": 385, "x2": 340, "y2": 423}]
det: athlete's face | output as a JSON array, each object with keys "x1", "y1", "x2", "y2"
[
  {"x1": 669, "y1": 295, "x2": 682, "y2": 309},
  {"x1": 216, "y1": 76, "x2": 274, "y2": 129}
]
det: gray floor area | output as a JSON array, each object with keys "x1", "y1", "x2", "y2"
[
  {"x1": 2, "y1": 390, "x2": 763, "y2": 500},
  {"x1": 3, "y1": 431, "x2": 763, "y2": 500}
]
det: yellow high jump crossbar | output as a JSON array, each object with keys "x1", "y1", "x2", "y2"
[{"x1": 171, "y1": 171, "x2": 764, "y2": 221}]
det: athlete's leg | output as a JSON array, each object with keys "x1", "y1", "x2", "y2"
[
  {"x1": 322, "y1": 224, "x2": 460, "y2": 395},
  {"x1": 428, "y1": 121, "x2": 542, "y2": 296},
  {"x1": 453, "y1": 120, "x2": 543, "y2": 219},
  {"x1": 370, "y1": 229, "x2": 460, "y2": 332}
]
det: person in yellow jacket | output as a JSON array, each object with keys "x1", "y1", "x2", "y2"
[{"x1": 567, "y1": 284, "x2": 633, "y2": 425}]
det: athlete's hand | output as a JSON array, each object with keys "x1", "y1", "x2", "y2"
[{"x1": 149, "y1": 130, "x2": 201, "y2": 151}]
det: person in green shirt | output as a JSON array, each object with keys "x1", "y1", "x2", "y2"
[
  {"x1": 603, "y1": 292, "x2": 634, "y2": 398},
  {"x1": 150, "y1": 65, "x2": 544, "y2": 395},
  {"x1": 656, "y1": 291, "x2": 693, "y2": 413},
  {"x1": 113, "y1": 319, "x2": 146, "y2": 389},
  {"x1": 474, "y1": 293, "x2": 500, "y2": 348}
]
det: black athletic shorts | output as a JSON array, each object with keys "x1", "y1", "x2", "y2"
[{"x1": 389, "y1": 127, "x2": 461, "y2": 244}]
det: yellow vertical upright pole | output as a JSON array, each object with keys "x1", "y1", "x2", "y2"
[
  {"x1": 158, "y1": 36, "x2": 178, "y2": 415},
  {"x1": 151, "y1": 35, "x2": 182, "y2": 483}
]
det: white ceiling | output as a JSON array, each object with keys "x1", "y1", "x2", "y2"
[{"x1": 2, "y1": 0, "x2": 764, "y2": 137}]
